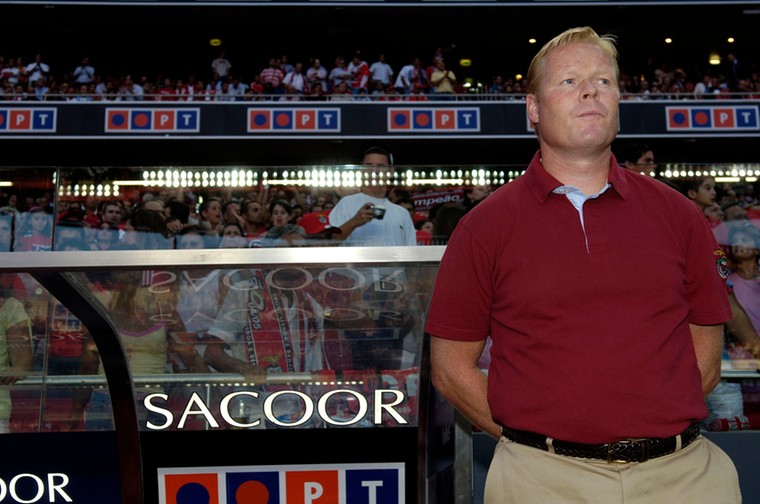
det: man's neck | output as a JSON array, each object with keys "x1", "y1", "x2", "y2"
[{"x1": 540, "y1": 147, "x2": 612, "y2": 195}]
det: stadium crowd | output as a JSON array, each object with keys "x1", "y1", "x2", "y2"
[
  {"x1": 1, "y1": 47, "x2": 759, "y2": 102},
  {"x1": 1, "y1": 166, "x2": 760, "y2": 252}
]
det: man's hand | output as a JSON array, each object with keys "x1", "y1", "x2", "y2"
[{"x1": 350, "y1": 203, "x2": 376, "y2": 228}]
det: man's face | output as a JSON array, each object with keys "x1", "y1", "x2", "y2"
[
  {"x1": 362, "y1": 153, "x2": 392, "y2": 196},
  {"x1": 245, "y1": 203, "x2": 265, "y2": 224},
  {"x1": 103, "y1": 204, "x2": 123, "y2": 225},
  {"x1": 630, "y1": 151, "x2": 656, "y2": 174},
  {"x1": 527, "y1": 42, "x2": 619, "y2": 155},
  {"x1": 363, "y1": 153, "x2": 390, "y2": 167}
]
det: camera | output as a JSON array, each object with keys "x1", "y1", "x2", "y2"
[{"x1": 370, "y1": 205, "x2": 386, "y2": 220}]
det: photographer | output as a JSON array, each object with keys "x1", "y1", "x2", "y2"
[{"x1": 328, "y1": 147, "x2": 417, "y2": 246}]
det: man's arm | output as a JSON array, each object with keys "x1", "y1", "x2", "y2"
[
  {"x1": 331, "y1": 203, "x2": 374, "y2": 242},
  {"x1": 430, "y1": 336, "x2": 500, "y2": 438},
  {"x1": 2, "y1": 321, "x2": 32, "y2": 386},
  {"x1": 203, "y1": 341, "x2": 267, "y2": 383},
  {"x1": 690, "y1": 323, "x2": 724, "y2": 397}
]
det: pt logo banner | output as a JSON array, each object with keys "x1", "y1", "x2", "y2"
[
  {"x1": 105, "y1": 108, "x2": 200, "y2": 133},
  {"x1": 248, "y1": 108, "x2": 341, "y2": 132},
  {"x1": 387, "y1": 107, "x2": 479, "y2": 132},
  {"x1": 159, "y1": 462, "x2": 404, "y2": 504},
  {"x1": 666, "y1": 105, "x2": 759, "y2": 131},
  {"x1": 0, "y1": 108, "x2": 56, "y2": 132}
]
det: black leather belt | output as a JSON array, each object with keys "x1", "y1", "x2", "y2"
[{"x1": 499, "y1": 423, "x2": 701, "y2": 464}]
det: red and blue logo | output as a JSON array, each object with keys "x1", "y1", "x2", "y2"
[
  {"x1": 387, "y1": 108, "x2": 479, "y2": 132},
  {"x1": 105, "y1": 108, "x2": 200, "y2": 133},
  {"x1": 159, "y1": 462, "x2": 404, "y2": 504},
  {"x1": 666, "y1": 105, "x2": 759, "y2": 131},
  {"x1": 0, "y1": 108, "x2": 56, "y2": 132},
  {"x1": 248, "y1": 108, "x2": 340, "y2": 132}
]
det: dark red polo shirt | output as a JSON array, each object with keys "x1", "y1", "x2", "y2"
[{"x1": 425, "y1": 151, "x2": 731, "y2": 443}]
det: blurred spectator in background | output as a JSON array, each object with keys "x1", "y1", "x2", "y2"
[
  {"x1": 72, "y1": 57, "x2": 95, "y2": 85},
  {"x1": 211, "y1": 51, "x2": 232, "y2": 81},
  {"x1": 0, "y1": 277, "x2": 33, "y2": 433},
  {"x1": 16, "y1": 206, "x2": 53, "y2": 251},
  {"x1": 616, "y1": 141, "x2": 656, "y2": 174}
]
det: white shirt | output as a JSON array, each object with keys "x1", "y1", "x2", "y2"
[
  {"x1": 394, "y1": 64, "x2": 414, "y2": 89},
  {"x1": 369, "y1": 61, "x2": 394, "y2": 85},
  {"x1": 329, "y1": 193, "x2": 417, "y2": 246}
]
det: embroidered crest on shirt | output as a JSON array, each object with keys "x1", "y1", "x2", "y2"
[{"x1": 714, "y1": 249, "x2": 729, "y2": 279}]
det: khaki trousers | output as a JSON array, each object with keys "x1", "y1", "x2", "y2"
[{"x1": 485, "y1": 435, "x2": 741, "y2": 503}]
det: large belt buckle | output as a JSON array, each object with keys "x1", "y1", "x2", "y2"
[{"x1": 606, "y1": 438, "x2": 650, "y2": 464}]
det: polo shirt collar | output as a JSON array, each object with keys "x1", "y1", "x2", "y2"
[{"x1": 524, "y1": 150, "x2": 629, "y2": 204}]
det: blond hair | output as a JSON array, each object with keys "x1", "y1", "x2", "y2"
[{"x1": 526, "y1": 26, "x2": 619, "y2": 96}]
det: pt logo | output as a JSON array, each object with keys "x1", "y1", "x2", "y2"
[{"x1": 159, "y1": 462, "x2": 404, "y2": 503}]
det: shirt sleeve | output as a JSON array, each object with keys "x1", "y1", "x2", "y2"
[
  {"x1": 683, "y1": 205, "x2": 732, "y2": 325},
  {"x1": 424, "y1": 221, "x2": 493, "y2": 341}
]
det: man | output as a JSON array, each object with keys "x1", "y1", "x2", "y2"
[
  {"x1": 369, "y1": 54, "x2": 394, "y2": 88},
  {"x1": 0, "y1": 279, "x2": 33, "y2": 433},
  {"x1": 616, "y1": 141, "x2": 656, "y2": 174},
  {"x1": 25, "y1": 53, "x2": 49, "y2": 84},
  {"x1": 73, "y1": 57, "x2": 95, "y2": 85},
  {"x1": 211, "y1": 51, "x2": 232, "y2": 80},
  {"x1": 241, "y1": 200, "x2": 267, "y2": 239},
  {"x1": 100, "y1": 201, "x2": 124, "y2": 228},
  {"x1": 259, "y1": 58, "x2": 285, "y2": 97},
  {"x1": 425, "y1": 27, "x2": 740, "y2": 503},
  {"x1": 328, "y1": 147, "x2": 416, "y2": 246},
  {"x1": 347, "y1": 52, "x2": 370, "y2": 95},
  {"x1": 429, "y1": 59, "x2": 457, "y2": 100}
]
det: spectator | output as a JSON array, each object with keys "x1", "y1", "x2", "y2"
[
  {"x1": 260, "y1": 58, "x2": 285, "y2": 97},
  {"x1": 116, "y1": 74, "x2": 144, "y2": 101},
  {"x1": 211, "y1": 51, "x2": 232, "y2": 80},
  {"x1": 394, "y1": 58, "x2": 416, "y2": 95},
  {"x1": 72, "y1": 57, "x2": 95, "y2": 85},
  {"x1": 429, "y1": 59, "x2": 457, "y2": 100},
  {"x1": 0, "y1": 58, "x2": 20, "y2": 86},
  {"x1": 305, "y1": 58, "x2": 328, "y2": 92},
  {"x1": 0, "y1": 211, "x2": 14, "y2": 252},
  {"x1": 33, "y1": 78, "x2": 49, "y2": 101},
  {"x1": 430, "y1": 202, "x2": 467, "y2": 245},
  {"x1": 348, "y1": 52, "x2": 370, "y2": 95},
  {"x1": 219, "y1": 222, "x2": 247, "y2": 248},
  {"x1": 328, "y1": 146, "x2": 416, "y2": 246},
  {"x1": 266, "y1": 199, "x2": 293, "y2": 230},
  {"x1": 15, "y1": 206, "x2": 53, "y2": 251},
  {"x1": 261, "y1": 223, "x2": 307, "y2": 247},
  {"x1": 118, "y1": 207, "x2": 171, "y2": 250},
  {"x1": 329, "y1": 81, "x2": 353, "y2": 101},
  {"x1": 328, "y1": 56, "x2": 352, "y2": 93},
  {"x1": 25, "y1": 53, "x2": 49, "y2": 84},
  {"x1": 240, "y1": 199, "x2": 267, "y2": 239},
  {"x1": 283, "y1": 62, "x2": 308, "y2": 95},
  {"x1": 176, "y1": 225, "x2": 211, "y2": 250},
  {"x1": 198, "y1": 197, "x2": 223, "y2": 236},
  {"x1": 369, "y1": 53, "x2": 394, "y2": 88},
  {"x1": 615, "y1": 141, "x2": 656, "y2": 174},
  {"x1": 680, "y1": 175, "x2": 718, "y2": 214}
]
